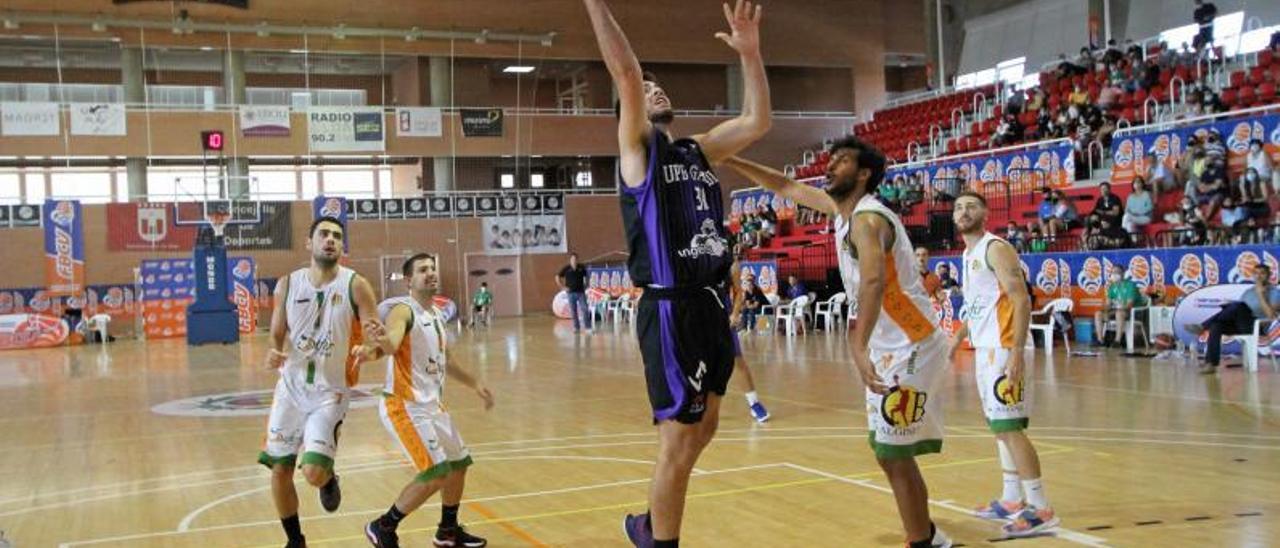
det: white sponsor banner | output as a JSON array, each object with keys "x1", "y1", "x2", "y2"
[
  {"x1": 239, "y1": 105, "x2": 291, "y2": 137},
  {"x1": 395, "y1": 107, "x2": 443, "y2": 137},
  {"x1": 483, "y1": 215, "x2": 567, "y2": 255},
  {"x1": 1, "y1": 102, "x2": 60, "y2": 136},
  {"x1": 307, "y1": 106, "x2": 385, "y2": 152},
  {"x1": 70, "y1": 103, "x2": 127, "y2": 136}
]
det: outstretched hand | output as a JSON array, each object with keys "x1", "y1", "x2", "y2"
[{"x1": 714, "y1": 0, "x2": 763, "y2": 55}]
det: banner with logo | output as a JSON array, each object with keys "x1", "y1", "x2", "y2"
[
  {"x1": 0, "y1": 314, "x2": 69, "y2": 350},
  {"x1": 482, "y1": 215, "x2": 566, "y2": 255},
  {"x1": 0, "y1": 205, "x2": 10, "y2": 228},
  {"x1": 0, "y1": 284, "x2": 138, "y2": 320},
  {"x1": 312, "y1": 195, "x2": 349, "y2": 251},
  {"x1": 218, "y1": 201, "x2": 291, "y2": 250},
  {"x1": 885, "y1": 141, "x2": 1075, "y2": 198},
  {"x1": 108, "y1": 202, "x2": 290, "y2": 251},
  {"x1": 11, "y1": 204, "x2": 40, "y2": 227},
  {"x1": 43, "y1": 200, "x2": 84, "y2": 296},
  {"x1": 587, "y1": 266, "x2": 640, "y2": 298},
  {"x1": 729, "y1": 188, "x2": 797, "y2": 231},
  {"x1": 140, "y1": 257, "x2": 255, "y2": 338},
  {"x1": 1110, "y1": 113, "x2": 1280, "y2": 187},
  {"x1": 307, "y1": 107, "x2": 385, "y2": 152},
  {"x1": 739, "y1": 260, "x2": 779, "y2": 296},
  {"x1": 1, "y1": 102, "x2": 60, "y2": 136},
  {"x1": 240, "y1": 105, "x2": 291, "y2": 137},
  {"x1": 395, "y1": 107, "x2": 443, "y2": 137},
  {"x1": 460, "y1": 108, "x2": 504, "y2": 137},
  {"x1": 70, "y1": 103, "x2": 126, "y2": 136},
  {"x1": 930, "y1": 244, "x2": 1280, "y2": 319}
]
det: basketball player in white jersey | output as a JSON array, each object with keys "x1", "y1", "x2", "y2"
[
  {"x1": 355, "y1": 253, "x2": 494, "y2": 548},
  {"x1": 259, "y1": 216, "x2": 381, "y2": 548},
  {"x1": 948, "y1": 191, "x2": 1058, "y2": 537},
  {"x1": 726, "y1": 141, "x2": 953, "y2": 548}
]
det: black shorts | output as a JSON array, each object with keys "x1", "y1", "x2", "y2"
[{"x1": 635, "y1": 286, "x2": 735, "y2": 424}]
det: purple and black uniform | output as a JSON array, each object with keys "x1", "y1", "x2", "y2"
[{"x1": 621, "y1": 130, "x2": 735, "y2": 424}]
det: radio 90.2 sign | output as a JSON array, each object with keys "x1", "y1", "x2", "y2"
[{"x1": 307, "y1": 107, "x2": 385, "y2": 152}]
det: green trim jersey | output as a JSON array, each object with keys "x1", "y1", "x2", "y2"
[{"x1": 283, "y1": 266, "x2": 360, "y2": 388}]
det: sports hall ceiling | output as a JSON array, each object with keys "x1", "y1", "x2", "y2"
[{"x1": 0, "y1": 0, "x2": 925, "y2": 68}]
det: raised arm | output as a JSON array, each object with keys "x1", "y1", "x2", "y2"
[
  {"x1": 694, "y1": 1, "x2": 772, "y2": 164},
  {"x1": 724, "y1": 156, "x2": 838, "y2": 214},
  {"x1": 583, "y1": 0, "x2": 649, "y2": 187}
]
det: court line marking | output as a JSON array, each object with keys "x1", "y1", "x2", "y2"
[
  {"x1": 1034, "y1": 380, "x2": 1280, "y2": 411},
  {"x1": 781, "y1": 462, "x2": 1111, "y2": 548},
  {"x1": 470, "y1": 502, "x2": 549, "y2": 547},
  {"x1": 59, "y1": 463, "x2": 786, "y2": 547}
]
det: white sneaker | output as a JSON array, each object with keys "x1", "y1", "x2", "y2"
[{"x1": 931, "y1": 525, "x2": 953, "y2": 548}]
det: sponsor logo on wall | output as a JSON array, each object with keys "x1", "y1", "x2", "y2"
[
  {"x1": 240, "y1": 105, "x2": 291, "y2": 137},
  {"x1": 1, "y1": 102, "x2": 60, "y2": 136},
  {"x1": 70, "y1": 103, "x2": 127, "y2": 135}
]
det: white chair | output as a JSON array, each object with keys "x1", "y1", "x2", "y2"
[
  {"x1": 757, "y1": 293, "x2": 782, "y2": 333},
  {"x1": 1029, "y1": 298, "x2": 1073, "y2": 353},
  {"x1": 1103, "y1": 306, "x2": 1149, "y2": 353},
  {"x1": 775, "y1": 295, "x2": 810, "y2": 337},
  {"x1": 610, "y1": 294, "x2": 633, "y2": 326},
  {"x1": 815, "y1": 293, "x2": 847, "y2": 332},
  {"x1": 1231, "y1": 319, "x2": 1280, "y2": 372},
  {"x1": 845, "y1": 300, "x2": 858, "y2": 331}
]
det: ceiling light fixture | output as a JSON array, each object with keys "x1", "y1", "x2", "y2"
[{"x1": 503, "y1": 65, "x2": 535, "y2": 74}]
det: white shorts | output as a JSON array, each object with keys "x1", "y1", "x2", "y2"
[
  {"x1": 379, "y1": 395, "x2": 473, "y2": 482},
  {"x1": 257, "y1": 376, "x2": 350, "y2": 470},
  {"x1": 974, "y1": 347, "x2": 1032, "y2": 432},
  {"x1": 865, "y1": 334, "x2": 947, "y2": 459}
]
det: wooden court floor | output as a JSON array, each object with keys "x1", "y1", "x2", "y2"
[{"x1": 1, "y1": 316, "x2": 1278, "y2": 547}]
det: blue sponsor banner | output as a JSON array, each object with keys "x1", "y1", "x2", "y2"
[
  {"x1": 311, "y1": 195, "x2": 349, "y2": 251},
  {"x1": 928, "y1": 244, "x2": 1280, "y2": 318},
  {"x1": 1110, "y1": 113, "x2": 1280, "y2": 186},
  {"x1": 885, "y1": 141, "x2": 1075, "y2": 195},
  {"x1": 42, "y1": 200, "x2": 85, "y2": 295}
]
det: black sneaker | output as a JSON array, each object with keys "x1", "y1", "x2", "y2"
[
  {"x1": 285, "y1": 537, "x2": 306, "y2": 548},
  {"x1": 364, "y1": 520, "x2": 399, "y2": 548},
  {"x1": 433, "y1": 524, "x2": 487, "y2": 547},
  {"x1": 319, "y1": 474, "x2": 341, "y2": 512}
]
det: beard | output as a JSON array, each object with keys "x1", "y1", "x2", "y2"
[
  {"x1": 955, "y1": 217, "x2": 985, "y2": 234},
  {"x1": 313, "y1": 253, "x2": 338, "y2": 269},
  {"x1": 649, "y1": 109, "x2": 674, "y2": 126},
  {"x1": 825, "y1": 176, "x2": 858, "y2": 202}
]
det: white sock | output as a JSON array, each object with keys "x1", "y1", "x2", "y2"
[
  {"x1": 1022, "y1": 478, "x2": 1049, "y2": 509},
  {"x1": 745, "y1": 391, "x2": 760, "y2": 405},
  {"x1": 997, "y1": 440, "x2": 1022, "y2": 502}
]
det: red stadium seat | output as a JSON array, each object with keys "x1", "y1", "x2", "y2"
[
  {"x1": 1251, "y1": 66, "x2": 1268, "y2": 86},
  {"x1": 1230, "y1": 70, "x2": 1246, "y2": 88},
  {"x1": 1237, "y1": 86, "x2": 1256, "y2": 108},
  {"x1": 1261, "y1": 50, "x2": 1275, "y2": 68},
  {"x1": 1258, "y1": 82, "x2": 1277, "y2": 104}
]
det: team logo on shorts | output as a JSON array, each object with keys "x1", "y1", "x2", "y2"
[
  {"x1": 993, "y1": 374, "x2": 1024, "y2": 406},
  {"x1": 151, "y1": 384, "x2": 381, "y2": 417},
  {"x1": 880, "y1": 382, "x2": 928, "y2": 429}
]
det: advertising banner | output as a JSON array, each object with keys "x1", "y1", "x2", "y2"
[
  {"x1": 11, "y1": 204, "x2": 40, "y2": 227},
  {"x1": 739, "y1": 260, "x2": 779, "y2": 296},
  {"x1": 43, "y1": 200, "x2": 84, "y2": 296},
  {"x1": 140, "y1": 257, "x2": 255, "y2": 338},
  {"x1": 1, "y1": 102, "x2": 60, "y2": 136},
  {"x1": 70, "y1": 103, "x2": 127, "y2": 135},
  {"x1": 885, "y1": 141, "x2": 1076, "y2": 198},
  {"x1": 587, "y1": 266, "x2": 641, "y2": 299},
  {"x1": 482, "y1": 215, "x2": 566, "y2": 255},
  {"x1": 729, "y1": 189, "x2": 797, "y2": 231},
  {"x1": 1110, "y1": 113, "x2": 1280, "y2": 187},
  {"x1": 460, "y1": 108, "x2": 504, "y2": 137},
  {"x1": 240, "y1": 105, "x2": 292, "y2": 137},
  {"x1": 307, "y1": 107, "x2": 385, "y2": 152},
  {"x1": 395, "y1": 107, "x2": 443, "y2": 137}
]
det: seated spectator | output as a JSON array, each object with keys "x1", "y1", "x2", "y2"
[
  {"x1": 759, "y1": 202, "x2": 778, "y2": 224},
  {"x1": 739, "y1": 275, "x2": 770, "y2": 331},
  {"x1": 1244, "y1": 169, "x2": 1272, "y2": 224},
  {"x1": 1187, "y1": 264, "x2": 1280, "y2": 374},
  {"x1": 1125, "y1": 38, "x2": 1143, "y2": 60},
  {"x1": 1027, "y1": 89, "x2": 1046, "y2": 112},
  {"x1": 1097, "y1": 216, "x2": 1132, "y2": 250},
  {"x1": 1166, "y1": 196, "x2": 1209, "y2": 246},
  {"x1": 1093, "y1": 182, "x2": 1123, "y2": 227},
  {"x1": 785, "y1": 275, "x2": 808, "y2": 301},
  {"x1": 1123, "y1": 177, "x2": 1155, "y2": 233},
  {"x1": 938, "y1": 264, "x2": 960, "y2": 291},
  {"x1": 1051, "y1": 190, "x2": 1081, "y2": 231},
  {"x1": 1102, "y1": 39, "x2": 1123, "y2": 64},
  {"x1": 1093, "y1": 265, "x2": 1146, "y2": 347},
  {"x1": 1028, "y1": 225, "x2": 1049, "y2": 252},
  {"x1": 1196, "y1": 155, "x2": 1228, "y2": 221},
  {"x1": 1069, "y1": 84, "x2": 1089, "y2": 107},
  {"x1": 1203, "y1": 129, "x2": 1226, "y2": 159},
  {"x1": 1181, "y1": 139, "x2": 1207, "y2": 201},
  {"x1": 878, "y1": 179, "x2": 901, "y2": 211},
  {"x1": 1219, "y1": 196, "x2": 1249, "y2": 244},
  {"x1": 1246, "y1": 139, "x2": 1276, "y2": 194},
  {"x1": 1097, "y1": 83, "x2": 1122, "y2": 110},
  {"x1": 1143, "y1": 150, "x2": 1176, "y2": 198},
  {"x1": 1082, "y1": 213, "x2": 1104, "y2": 250},
  {"x1": 1005, "y1": 221, "x2": 1027, "y2": 251},
  {"x1": 1036, "y1": 189, "x2": 1058, "y2": 236}
]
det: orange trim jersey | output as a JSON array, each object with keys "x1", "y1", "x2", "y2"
[
  {"x1": 962, "y1": 232, "x2": 1017, "y2": 349},
  {"x1": 835, "y1": 195, "x2": 939, "y2": 351},
  {"x1": 377, "y1": 296, "x2": 449, "y2": 409}
]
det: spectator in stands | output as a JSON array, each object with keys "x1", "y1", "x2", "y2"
[
  {"x1": 1197, "y1": 155, "x2": 1229, "y2": 221},
  {"x1": 1097, "y1": 82, "x2": 1123, "y2": 110},
  {"x1": 1192, "y1": 0, "x2": 1218, "y2": 51},
  {"x1": 1094, "y1": 264, "x2": 1145, "y2": 348},
  {"x1": 1187, "y1": 264, "x2": 1280, "y2": 375},
  {"x1": 1082, "y1": 213, "x2": 1104, "y2": 250},
  {"x1": 880, "y1": 175, "x2": 903, "y2": 210},
  {"x1": 1027, "y1": 88, "x2": 1045, "y2": 112},
  {"x1": 1069, "y1": 83, "x2": 1089, "y2": 107},
  {"x1": 1144, "y1": 151, "x2": 1176, "y2": 199},
  {"x1": 1203, "y1": 129, "x2": 1226, "y2": 159},
  {"x1": 1055, "y1": 53, "x2": 1084, "y2": 77},
  {"x1": 1167, "y1": 196, "x2": 1209, "y2": 246},
  {"x1": 1102, "y1": 39, "x2": 1123, "y2": 64},
  {"x1": 1244, "y1": 170, "x2": 1271, "y2": 232},
  {"x1": 1181, "y1": 140, "x2": 1207, "y2": 201},
  {"x1": 757, "y1": 215, "x2": 775, "y2": 247},
  {"x1": 1125, "y1": 39, "x2": 1143, "y2": 61},
  {"x1": 1093, "y1": 182, "x2": 1123, "y2": 227},
  {"x1": 992, "y1": 114, "x2": 1021, "y2": 147},
  {"x1": 1005, "y1": 221, "x2": 1027, "y2": 251},
  {"x1": 1219, "y1": 195, "x2": 1249, "y2": 244},
  {"x1": 1089, "y1": 216, "x2": 1131, "y2": 250},
  {"x1": 1158, "y1": 41, "x2": 1177, "y2": 67},
  {"x1": 938, "y1": 264, "x2": 960, "y2": 291},
  {"x1": 1177, "y1": 42, "x2": 1197, "y2": 67},
  {"x1": 739, "y1": 275, "x2": 770, "y2": 331},
  {"x1": 759, "y1": 202, "x2": 778, "y2": 225},
  {"x1": 1247, "y1": 139, "x2": 1276, "y2": 194},
  {"x1": 785, "y1": 275, "x2": 809, "y2": 302},
  {"x1": 1051, "y1": 189, "x2": 1081, "y2": 233},
  {"x1": 1036, "y1": 189, "x2": 1058, "y2": 236},
  {"x1": 1028, "y1": 225, "x2": 1048, "y2": 252},
  {"x1": 915, "y1": 247, "x2": 944, "y2": 302},
  {"x1": 1123, "y1": 177, "x2": 1155, "y2": 233}
]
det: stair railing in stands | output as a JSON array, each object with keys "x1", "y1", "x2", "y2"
[
  {"x1": 1087, "y1": 139, "x2": 1107, "y2": 178},
  {"x1": 951, "y1": 108, "x2": 965, "y2": 134},
  {"x1": 973, "y1": 92, "x2": 987, "y2": 117},
  {"x1": 1168, "y1": 76, "x2": 1187, "y2": 111},
  {"x1": 1142, "y1": 96, "x2": 1161, "y2": 125}
]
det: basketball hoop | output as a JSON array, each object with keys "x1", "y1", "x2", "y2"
[{"x1": 206, "y1": 211, "x2": 232, "y2": 238}]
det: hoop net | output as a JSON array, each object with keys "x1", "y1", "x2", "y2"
[{"x1": 207, "y1": 211, "x2": 232, "y2": 237}]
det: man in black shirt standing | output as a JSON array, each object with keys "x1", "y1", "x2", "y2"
[{"x1": 557, "y1": 252, "x2": 592, "y2": 333}]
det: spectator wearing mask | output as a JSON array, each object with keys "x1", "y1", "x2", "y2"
[
  {"x1": 1082, "y1": 213, "x2": 1104, "y2": 250},
  {"x1": 1052, "y1": 190, "x2": 1081, "y2": 230},
  {"x1": 1197, "y1": 156, "x2": 1229, "y2": 221},
  {"x1": 1036, "y1": 189, "x2": 1059, "y2": 237},
  {"x1": 1123, "y1": 177, "x2": 1155, "y2": 233},
  {"x1": 1093, "y1": 182, "x2": 1123, "y2": 227},
  {"x1": 1188, "y1": 264, "x2": 1280, "y2": 375},
  {"x1": 1094, "y1": 265, "x2": 1146, "y2": 347},
  {"x1": 1005, "y1": 221, "x2": 1027, "y2": 251},
  {"x1": 1246, "y1": 139, "x2": 1276, "y2": 194},
  {"x1": 1193, "y1": 0, "x2": 1218, "y2": 51},
  {"x1": 1028, "y1": 226, "x2": 1048, "y2": 252},
  {"x1": 1167, "y1": 196, "x2": 1209, "y2": 246},
  {"x1": 938, "y1": 263, "x2": 961, "y2": 291},
  {"x1": 1098, "y1": 216, "x2": 1131, "y2": 249},
  {"x1": 914, "y1": 247, "x2": 944, "y2": 302}
]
